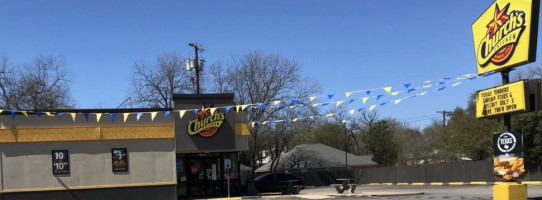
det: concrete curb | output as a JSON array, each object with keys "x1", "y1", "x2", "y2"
[{"x1": 364, "y1": 181, "x2": 504, "y2": 186}]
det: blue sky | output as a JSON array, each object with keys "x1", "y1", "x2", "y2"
[{"x1": 1, "y1": 0, "x2": 539, "y2": 129}]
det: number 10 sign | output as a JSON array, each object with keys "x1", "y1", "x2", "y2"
[{"x1": 52, "y1": 150, "x2": 70, "y2": 175}]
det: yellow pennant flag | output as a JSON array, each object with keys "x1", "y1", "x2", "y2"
[
  {"x1": 293, "y1": 118, "x2": 298, "y2": 122},
  {"x1": 45, "y1": 112, "x2": 53, "y2": 117},
  {"x1": 251, "y1": 122, "x2": 256, "y2": 128},
  {"x1": 325, "y1": 113, "x2": 334, "y2": 117},
  {"x1": 179, "y1": 110, "x2": 186, "y2": 119},
  {"x1": 369, "y1": 105, "x2": 376, "y2": 111},
  {"x1": 391, "y1": 92, "x2": 399, "y2": 96},
  {"x1": 309, "y1": 96, "x2": 316, "y2": 101},
  {"x1": 123, "y1": 113, "x2": 130, "y2": 122},
  {"x1": 345, "y1": 92, "x2": 352, "y2": 97},
  {"x1": 262, "y1": 121, "x2": 268, "y2": 125},
  {"x1": 210, "y1": 108, "x2": 217, "y2": 114},
  {"x1": 420, "y1": 92, "x2": 429, "y2": 96},
  {"x1": 336, "y1": 101, "x2": 344, "y2": 107},
  {"x1": 289, "y1": 106, "x2": 295, "y2": 109},
  {"x1": 236, "y1": 106, "x2": 241, "y2": 113},
  {"x1": 312, "y1": 103, "x2": 319, "y2": 107},
  {"x1": 394, "y1": 99, "x2": 403, "y2": 104},
  {"x1": 0, "y1": 110, "x2": 3, "y2": 114},
  {"x1": 349, "y1": 109, "x2": 355, "y2": 115},
  {"x1": 96, "y1": 113, "x2": 102, "y2": 123},
  {"x1": 150, "y1": 112, "x2": 157, "y2": 121},
  {"x1": 456, "y1": 77, "x2": 465, "y2": 80},
  {"x1": 273, "y1": 100, "x2": 281, "y2": 105},
  {"x1": 22, "y1": 111, "x2": 28, "y2": 117},
  {"x1": 70, "y1": 113, "x2": 77, "y2": 122},
  {"x1": 362, "y1": 97, "x2": 369, "y2": 104},
  {"x1": 452, "y1": 82, "x2": 462, "y2": 87},
  {"x1": 275, "y1": 120, "x2": 283, "y2": 123},
  {"x1": 309, "y1": 116, "x2": 315, "y2": 119},
  {"x1": 384, "y1": 87, "x2": 392, "y2": 92},
  {"x1": 241, "y1": 105, "x2": 248, "y2": 111},
  {"x1": 423, "y1": 85, "x2": 432, "y2": 88}
]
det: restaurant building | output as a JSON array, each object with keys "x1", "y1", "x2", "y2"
[{"x1": 0, "y1": 93, "x2": 249, "y2": 200}]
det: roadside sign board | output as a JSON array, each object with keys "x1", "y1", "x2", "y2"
[
  {"x1": 111, "y1": 148, "x2": 128, "y2": 172},
  {"x1": 493, "y1": 132, "x2": 524, "y2": 181},
  {"x1": 476, "y1": 80, "x2": 527, "y2": 119},
  {"x1": 472, "y1": 0, "x2": 539, "y2": 74}
]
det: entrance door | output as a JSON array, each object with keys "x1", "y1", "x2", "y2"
[{"x1": 187, "y1": 157, "x2": 222, "y2": 197}]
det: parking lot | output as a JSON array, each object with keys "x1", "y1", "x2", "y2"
[{"x1": 255, "y1": 184, "x2": 542, "y2": 200}]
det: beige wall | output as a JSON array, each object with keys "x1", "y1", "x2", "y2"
[{"x1": 1, "y1": 139, "x2": 175, "y2": 192}]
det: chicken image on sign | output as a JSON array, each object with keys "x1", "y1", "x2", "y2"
[
  {"x1": 476, "y1": 80, "x2": 526, "y2": 119},
  {"x1": 472, "y1": 0, "x2": 539, "y2": 74}
]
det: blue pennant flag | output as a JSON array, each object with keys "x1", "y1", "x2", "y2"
[
  {"x1": 165, "y1": 111, "x2": 171, "y2": 117},
  {"x1": 337, "y1": 112, "x2": 343, "y2": 116},
  {"x1": 404, "y1": 83, "x2": 411, "y2": 88},
  {"x1": 301, "y1": 104, "x2": 307, "y2": 108},
  {"x1": 358, "y1": 107, "x2": 365, "y2": 112},
  {"x1": 11, "y1": 110, "x2": 15, "y2": 119},
  {"x1": 291, "y1": 99, "x2": 298, "y2": 105},
  {"x1": 257, "y1": 121, "x2": 262, "y2": 126},
  {"x1": 35, "y1": 112, "x2": 42, "y2": 117},
  {"x1": 85, "y1": 113, "x2": 90, "y2": 122},
  {"x1": 283, "y1": 119, "x2": 290, "y2": 123},
  {"x1": 380, "y1": 102, "x2": 388, "y2": 106},
  {"x1": 365, "y1": 90, "x2": 371, "y2": 95},
  {"x1": 408, "y1": 89, "x2": 416, "y2": 93},
  {"x1": 225, "y1": 106, "x2": 232, "y2": 113},
  {"x1": 270, "y1": 121, "x2": 275, "y2": 125},
  {"x1": 257, "y1": 103, "x2": 264, "y2": 110},
  {"x1": 194, "y1": 109, "x2": 200, "y2": 115},
  {"x1": 58, "y1": 113, "x2": 64, "y2": 118},
  {"x1": 348, "y1": 99, "x2": 355, "y2": 104},
  {"x1": 439, "y1": 82, "x2": 445, "y2": 85},
  {"x1": 376, "y1": 95, "x2": 383, "y2": 100},
  {"x1": 327, "y1": 94, "x2": 334, "y2": 100},
  {"x1": 438, "y1": 87, "x2": 445, "y2": 91},
  {"x1": 246, "y1": 108, "x2": 251, "y2": 115},
  {"x1": 443, "y1": 77, "x2": 451, "y2": 80},
  {"x1": 111, "y1": 113, "x2": 116, "y2": 122},
  {"x1": 321, "y1": 103, "x2": 329, "y2": 106},
  {"x1": 484, "y1": 72, "x2": 492, "y2": 76},
  {"x1": 468, "y1": 77, "x2": 477, "y2": 80},
  {"x1": 300, "y1": 118, "x2": 306, "y2": 122}
]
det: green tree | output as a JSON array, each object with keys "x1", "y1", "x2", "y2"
[{"x1": 363, "y1": 119, "x2": 399, "y2": 166}]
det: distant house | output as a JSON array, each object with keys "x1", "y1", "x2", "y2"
[{"x1": 255, "y1": 143, "x2": 377, "y2": 173}]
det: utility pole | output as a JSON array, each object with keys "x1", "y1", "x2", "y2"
[
  {"x1": 436, "y1": 110, "x2": 451, "y2": 127},
  {"x1": 188, "y1": 43, "x2": 204, "y2": 94}
]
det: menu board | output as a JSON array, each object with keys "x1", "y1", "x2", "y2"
[
  {"x1": 52, "y1": 150, "x2": 70, "y2": 175},
  {"x1": 493, "y1": 132, "x2": 525, "y2": 181},
  {"x1": 111, "y1": 148, "x2": 128, "y2": 172}
]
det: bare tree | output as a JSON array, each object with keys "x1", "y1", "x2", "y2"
[
  {"x1": 209, "y1": 51, "x2": 321, "y2": 175},
  {"x1": 129, "y1": 52, "x2": 195, "y2": 108},
  {"x1": 0, "y1": 55, "x2": 73, "y2": 110}
]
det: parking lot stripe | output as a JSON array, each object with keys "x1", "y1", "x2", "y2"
[
  {"x1": 430, "y1": 182, "x2": 444, "y2": 185},
  {"x1": 522, "y1": 181, "x2": 542, "y2": 185},
  {"x1": 412, "y1": 183, "x2": 426, "y2": 186},
  {"x1": 470, "y1": 182, "x2": 489, "y2": 185},
  {"x1": 397, "y1": 183, "x2": 409, "y2": 185},
  {"x1": 448, "y1": 182, "x2": 466, "y2": 185}
]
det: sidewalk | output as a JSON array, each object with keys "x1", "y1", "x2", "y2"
[{"x1": 238, "y1": 186, "x2": 424, "y2": 199}]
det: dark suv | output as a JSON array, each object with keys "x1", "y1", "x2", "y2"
[{"x1": 253, "y1": 173, "x2": 305, "y2": 194}]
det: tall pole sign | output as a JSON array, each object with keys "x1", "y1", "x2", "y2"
[{"x1": 473, "y1": 0, "x2": 539, "y2": 184}]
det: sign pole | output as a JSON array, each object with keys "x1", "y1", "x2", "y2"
[{"x1": 502, "y1": 69, "x2": 511, "y2": 132}]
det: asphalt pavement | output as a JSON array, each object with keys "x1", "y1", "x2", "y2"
[{"x1": 255, "y1": 184, "x2": 542, "y2": 200}]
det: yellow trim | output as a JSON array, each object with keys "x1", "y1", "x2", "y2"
[
  {"x1": 234, "y1": 123, "x2": 250, "y2": 136},
  {"x1": 449, "y1": 182, "x2": 466, "y2": 185},
  {"x1": 411, "y1": 183, "x2": 426, "y2": 186},
  {"x1": 381, "y1": 183, "x2": 393, "y2": 185},
  {"x1": 0, "y1": 181, "x2": 176, "y2": 193},
  {"x1": 470, "y1": 182, "x2": 489, "y2": 185},
  {"x1": 430, "y1": 182, "x2": 444, "y2": 186},
  {"x1": 101, "y1": 126, "x2": 174, "y2": 140},
  {"x1": 521, "y1": 181, "x2": 542, "y2": 185},
  {"x1": 397, "y1": 183, "x2": 409, "y2": 185},
  {"x1": 0, "y1": 125, "x2": 174, "y2": 143}
]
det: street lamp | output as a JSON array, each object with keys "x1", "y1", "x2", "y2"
[{"x1": 342, "y1": 119, "x2": 348, "y2": 178}]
